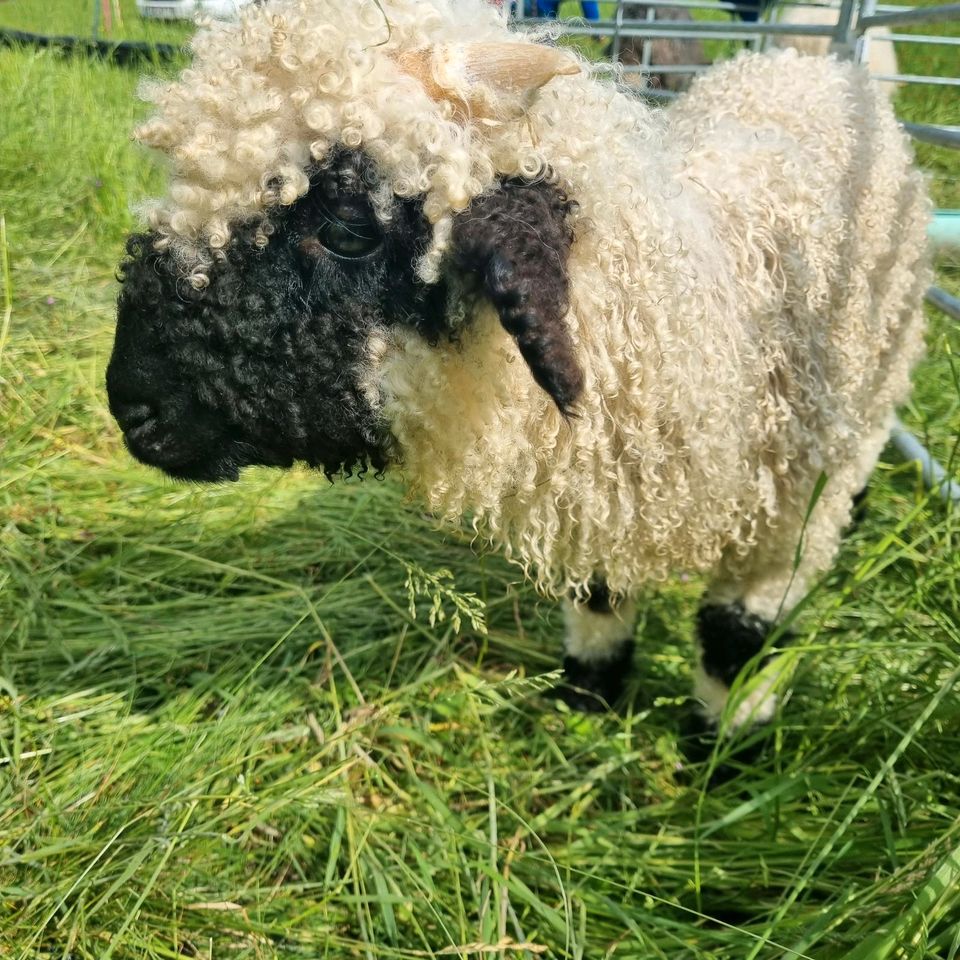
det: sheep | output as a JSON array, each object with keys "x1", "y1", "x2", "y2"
[
  {"x1": 769, "y1": 3, "x2": 901, "y2": 94},
  {"x1": 609, "y1": 2, "x2": 898, "y2": 97},
  {"x1": 106, "y1": 0, "x2": 931, "y2": 728},
  {"x1": 610, "y1": 6, "x2": 710, "y2": 93}
]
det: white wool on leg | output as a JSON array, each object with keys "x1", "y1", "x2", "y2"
[
  {"x1": 562, "y1": 595, "x2": 637, "y2": 663},
  {"x1": 693, "y1": 653, "x2": 786, "y2": 730}
]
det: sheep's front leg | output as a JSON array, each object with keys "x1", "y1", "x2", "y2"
[
  {"x1": 694, "y1": 477, "x2": 870, "y2": 730},
  {"x1": 693, "y1": 601, "x2": 785, "y2": 731},
  {"x1": 557, "y1": 582, "x2": 636, "y2": 711}
]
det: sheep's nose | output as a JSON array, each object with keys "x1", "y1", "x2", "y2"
[
  {"x1": 112, "y1": 400, "x2": 159, "y2": 439},
  {"x1": 109, "y1": 396, "x2": 175, "y2": 467},
  {"x1": 105, "y1": 354, "x2": 166, "y2": 435}
]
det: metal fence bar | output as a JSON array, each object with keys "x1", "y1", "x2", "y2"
[
  {"x1": 558, "y1": 20, "x2": 836, "y2": 36},
  {"x1": 858, "y1": 1, "x2": 960, "y2": 29},
  {"x1": 903, "y1": 122, "x2": 960, "y2": 148},
  {"x1": 517, "y1": 0, "x2": 756, "y2": 13},
  {"x1": 891, "y1": 420, "x2": 960, "y2": 502},
  {"x1": 855, "y1": 0, "x2": 878, "y2": 64},
  {"x1": 562, "y1": 29, "x2": 762, "y2": 43},
  {"x1": 876, "y1": 73, "x2": 960, "y2": 85},
  {"x1": 632, "y1": 88, "x2": 681, "y2": 99},
  {"x1": 926, "y1": 286, "x2": 960, "y2": 322},
  {"x1": 880, "y1": 32, "x2": 960, "y2": 44},
  {"x1": 832, "y1": 0, "x2": 859, "y2": 56},
  {"x1": 621, "y1": 63, "x2": 713, "y2": 73},
  {"x1": 929, "y1": 213, "x2": 960, "y2": 250},
  {"x1": 642, "y1": 6, "x2": 656, "y2": 71},
  {"x1": 611, "y1": 0, "x2": 624, "y2": 65},
  {"x1": 747, "y1": 1, "x2": 949, "y2": 9}
]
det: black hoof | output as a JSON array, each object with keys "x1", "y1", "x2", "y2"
[
  {"x1": 551, "y1": 679, "x2": 617, "y2": 713},
  {"x1": 849, "y1": 485, "x2": 869, "y2": 530},
  {"x1": 677, "y1": 706, "x2": 771, "y2": 786},
  {"x1": 551, "y1": 640, "x2": 633, "y2": 713}
]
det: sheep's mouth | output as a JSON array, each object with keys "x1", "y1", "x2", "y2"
[
  {"x1": 142, "y1": 437, "x2": 383, "y2": 485},
  {"x1": 122, "y1": 435, "x2": 243, "y2": 483},
  {"x1": 122, "y1": 429, "x2": 295, "y2": 484},
  {"x1": 164, "y1": 457, "x2": 243, "y2": 483},
  {"x1": 170, "y1": 443, "x2": 298, "y2": 483}
]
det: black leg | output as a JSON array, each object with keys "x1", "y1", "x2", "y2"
[
  {"x1": 697, "y1": 602, "x2": 772, "y2": 689},
  {"x1": 850, "y1": 485, "x2": 869, "y2": 530},
  {"x1": 585, "y1": 579, "x2": 612, "y2": 613},
  {"x1": 558, "y1": 638, "x2": 635, "y2": 712},
  {"x1": 695, "y1": 601, "x2": 785, "y2": 728},
  {"x1": 555, "y1": 579, "x2": 636, "y2": 712}
]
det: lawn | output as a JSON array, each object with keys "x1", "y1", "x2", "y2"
[{"x1": 1, "y1": 2, "x2": 959, "y2": 958}]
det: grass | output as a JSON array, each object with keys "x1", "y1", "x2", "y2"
[
  {"x1": 1, "y1": 2, "x2": 960, "y2": 958},
  {"x1": 0, "y1": 0, "x2": 192, "y2": 45}
]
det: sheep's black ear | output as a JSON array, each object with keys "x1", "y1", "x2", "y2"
[{"x1": 450, "y1": 177, "x2": 583, "y2": 416}]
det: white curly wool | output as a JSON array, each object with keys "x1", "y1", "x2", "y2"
[
  {"x1": 136, "y1": 0, "x2": 931, "y2": 608},
  {"x1": 135, "y1": 0, "x2": 528, "y2": 279}
]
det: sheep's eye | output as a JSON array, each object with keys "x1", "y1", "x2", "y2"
[{"x1": 317, "y1": 214, "x2": 382, "y2": 260}]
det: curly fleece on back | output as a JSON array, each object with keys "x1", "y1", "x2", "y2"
[{"x1": 135, "y1": 0, "x2": 931, "y2": 605}]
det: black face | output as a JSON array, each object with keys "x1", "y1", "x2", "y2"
[{"x1": 106, "y1": 149, "x2": 447, "y2": 482}]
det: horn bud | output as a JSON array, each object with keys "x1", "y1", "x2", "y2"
[{"x1": 397, "y1": 41, "x2": 579, "y2": 120}]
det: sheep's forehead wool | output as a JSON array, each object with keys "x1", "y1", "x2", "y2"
[{"x1": 135, "y1": 0, "x2": 560, "y2": 278}]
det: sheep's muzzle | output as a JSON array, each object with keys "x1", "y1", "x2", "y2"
[{"x1": 106, "y1": 281, "x2": 286, "y2": 482}]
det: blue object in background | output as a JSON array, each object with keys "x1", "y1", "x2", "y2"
[
  {"x1": 517, "y1": 0, "x2": 776, "y2": 26},
  {"x1": 522, "y1": 1, "x2": 600, "y2": 19},
  {"x1": 929, "y1": 211, "x2": 960, "y2": 250},
  {"x1": 735, "y1": 0, "x2": 764, "y2": 22}
]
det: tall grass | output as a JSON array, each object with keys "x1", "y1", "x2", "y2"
[{"x1": 1, "y1": 5, "x2": 959, "y2": 958}]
